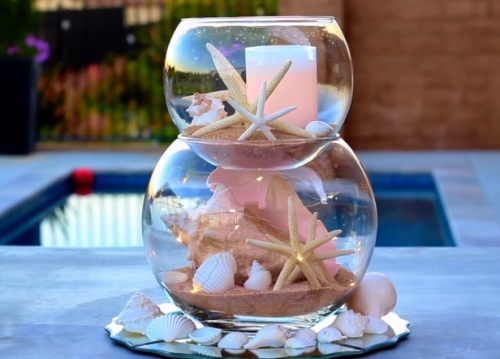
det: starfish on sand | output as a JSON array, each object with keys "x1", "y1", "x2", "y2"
[
  {"x1": 227, "y1": 81, "x2": 297, "y2": 140},
  {"x1": 189, "y1": 43, "x2": 315, "y2": 139},
  {"x1": 246, "y1": 197, "x2": 355, "y2": 290}
]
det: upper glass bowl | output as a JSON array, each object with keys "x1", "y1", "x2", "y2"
[{"x1": 164, "y1": 16, "x2": 353, "y2": 169}]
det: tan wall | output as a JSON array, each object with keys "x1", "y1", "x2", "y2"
[{"x1": 279, "y1": 0, "x2": 500, "y2": 150}]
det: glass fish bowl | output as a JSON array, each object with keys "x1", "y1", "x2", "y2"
[{"x1": 142, "y1": 16, "x2": 375, "y2": 330}]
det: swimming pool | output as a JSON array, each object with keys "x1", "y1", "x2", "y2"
[{"x1": 0, "y1": 172, "x2": 454, "y2": 247}]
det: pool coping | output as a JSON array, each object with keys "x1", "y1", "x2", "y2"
[{"x1": 1, "y1": 150, "x2": 499, "y2": 247}]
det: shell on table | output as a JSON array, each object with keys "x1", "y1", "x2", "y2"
[
  {"x1": 364, "y1": 316, "x2": 389, "y2": 335},
  {"x1": 318, "y1": 343, "x2": 344, "y2": 355},
  {"x1": 243, "y1": 260, "x2": 272, "y2": 291},
  {"x1": 317, "y1": 326, "x2": 344, "y2": 344},
  {"x1": 284, "y1": 337, "x2": 309, "y2": 349},
  {"x1": 193, "y1": 252, "x2": 237, "y2": 293},
  {"x1": 145, "y1": 313, "x2": 196, "y2": 342},
  {"x1": 160, "y1": 271, "x2": 189, "y2": 285},
  {"x1": 331, "y1": 310, "x2": 369, "y2": 338},
  {"x1": 217, "y1": 331, "x2": 249, "y2": 349},
  {"x1": 189, "y1": 344, "x2": 223, "y2": 358},
  {"x1": 116, "y1": 292, "x2": 163, "y2": 334},
  {"x1": 188, "y1": 327, "x2": 223, "y2": 346},
  {"x1": 243, "y1": 324, "x2": 289, "y2": 349},
  {"x1": 291, "y1": 328, "x2": 317, "y2": 347},
  {"x1": 346, "y1": 272, "x2": 397, "y2": 318}
]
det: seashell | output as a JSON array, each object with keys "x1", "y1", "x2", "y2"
[
  {"x1": 346, "y1": 272, "x2": 397, "y2": 318},
  {"x1": 292, "y1": 328, "x2": 317, "y2": 346},
  {"x1": 193, "y1": 252, "x2": 237, "y2": 293},
  {"x1": 116, "y1": 292, "x2": 163, "y2": 334},
  {"x1": 318, "y1": 343, "x2": 344, "y2": 355},
  {"x1": 217, "y1": 332, "x2": 249, "y2": 349},
  {"x1": 223, "y1": 349, "x2": 246, "y2": 355},
  {"x1": 187, "y1": 94, "x2": 227, "y2": 125},
  {"x1": 364, "y1": 316, "x2": 389, "y2": 335},
  {"x1": 243, "y1": 324, "x2": 289, "y2": 349},
  {"x1": 317, "y1": 327, "x2": 344, "y2": 344},
  {"x1": 284, "y1": 337, "x2": 308, "y2": 349},
  {"x1": 305, "y1": 121, "x2": 335, "y2": 137},
  {"x1": 250, "y1": 349, "x2": 289, "y2": 358},
  {"x1": 189, "y1": 344, "x2": 223, "y2": 358},
  {"x1": 145, "y1": 313, "x2": 196, "y2": 342},
  {"x1": 188, "y1": 327, "x2": 222, "y2": 346},
  {"x1": 244, "y1": 260, "x2": 272, "y2": 291},
  {"x1": 160, "y1": 271, "x2": 188, "y2": 285},
  {"x1": 331, "y1": 310, "x2": 369, "y2": 338},
  {"x1": 285, "y1": 347, "x2": 307, "y2": 357}
]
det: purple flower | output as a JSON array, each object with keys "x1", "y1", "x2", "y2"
[
  {"x1": 25, "y1": 34, "x2": 51, "y2": 63},
  {"x1": 7, "y1": 46, "x2": 20, "y2": 55},
  {"x1": 218, "y1": 43, "x2": 245, "y2": 56}
]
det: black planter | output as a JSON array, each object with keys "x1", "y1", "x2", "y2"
[{"x1": 0, "y1": 58, "x2": 40, "y2": 155}]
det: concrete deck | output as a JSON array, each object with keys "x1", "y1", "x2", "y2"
[{"x1": 1, "y1": 150, "x2": 499, "y2": 246}]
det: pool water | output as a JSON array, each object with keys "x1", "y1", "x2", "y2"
[{"x1": 0, "y1": 172, "x2": 454, "y2": 247}]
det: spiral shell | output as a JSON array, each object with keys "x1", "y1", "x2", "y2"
[
  {"x1": 160, "y1": 271, "x2": 188, "y2": 285},
  {"x1": 364, "y1": 316, "x2": 389, "y2": 335},
  {"x1": 305, "y1": 121, "x2": 335, "y2": 137},
  {"x1": 244, "y1": 324, "x2": 289, "y2": 349},
  {"x1": 331, "y1": 310, "x2": 369, "y2": 338},
  {"x1": 217, "y1": 332, "x2": 249, "y2": 349},
  {"x1": 193, "y1": 252, "x2": 237, "y2": 293},
  {"x1": 145, "y1": 313, "x2": 196, "y2": 342},
  {"x1": 116, "y1": 292, "x2": 162, "y2": 334},
  {"x1": 317, "y1": 327, "x2": 344, "y2": 344},
  {"x1": 291, "y1": 328, "x2": 317, "y2": 347},
  {"x1": 188, "y1": 327, "x2": 222, "y2": 346},
  {"x1": 243, "y1": 260, "x2": 272, "y2": 291}
]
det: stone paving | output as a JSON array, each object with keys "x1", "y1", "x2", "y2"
[{"x1": 1, "y1": 150, "x2": 499, "y2": 246}]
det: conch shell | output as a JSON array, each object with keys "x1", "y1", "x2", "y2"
[
  {"x1": 145, "y1": 313, "x2": 196, "y2": 342},
  {"x1": 186, "y1": 93, "x2": 227, "y2": 125},
  {"x1": 115, "y1": 292, "x2": 163, "y2": 334},
  {"x1": 346, "y1": 272, "x2": 397, "y2": 318},
  {"x1": 193, "y1": 252, "x2": 237, "y2": 293},
  {"x1": 243, "y1": 324, "x2": 289, "y2": 349},
  {"x1": 243, "y1": 260, "x2": 272, "y2": 291},
  {"x1": 317, "y1": 327, "x2": 344, "y2": 344},
  {"x1": 331, "y1": 310, "x2": 369, "y2": 338}
]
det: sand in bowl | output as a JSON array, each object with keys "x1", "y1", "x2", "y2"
[{"x1": 165, "y1": 266, "x2": 355, "y2": 317}]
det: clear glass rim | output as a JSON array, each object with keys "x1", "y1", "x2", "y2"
[
  {"x1": 178, "y1": 133, "x2": 339, "y2": 145},
  {"x1": 180, "y1": 15, "x2": 336, "y2": 25}
]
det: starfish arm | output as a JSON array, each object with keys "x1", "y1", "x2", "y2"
[
  {"x1": 246, "y1": 239, "x2": 294, "y2": 257},
  {"x1": 273, "y1": 258, "x2": 297, "y2": 290},
  {"x1": 307, "y1": 213, "x2": 319, "y2": 243},
  {"x1": 312, "y1": 249, "x2": 356, "y2": 262},
  {"x1": 264, "y1": 234, "x2": 285, "y2": 246},
  {"x1": 190, "y1": 113, "x2": 243, "y2": 137},
  {"x1": 296, "y1": 260, "x2": 321, "y2": 289},
  {"x1": 260, "y1": 126, "x2": 277, "y2": 141},
  {"x1": 182, "y1": 90, "x2": 230, "y2": 102},
  {"x1": 312, "y1": 263, "x2": 333, "y2": 286},
  {"x1": 206, "y1": 43, "x2": 248, "y2": 107},
  {"x1": 238, "y1": 123, "x2": 260, "y2": 141},
  {"x1": 302, "y1": 229, "x2": 343, "y2": 254},
  {"x1": 284, "y1": 265, "x2": 301, "y2": 285},
  {"x1": 264, "y1": 106, "x2": 297, "y2": 122},
  {"x1": 265, "y1": 61, "x2": 292, "y2": 102},
  {"x1": 287, "y1": 197, "x2": 302, "y2": 252},
  {"x1": 256, "y1": 81, "x2": 267, "y2": 118},
  {"x1": 268, "y1": 119, "x2": 317, "y2": 138}
]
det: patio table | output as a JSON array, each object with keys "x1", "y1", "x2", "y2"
[{"x1": 1, "y1": 246, "x2": 498, "y2": 359}]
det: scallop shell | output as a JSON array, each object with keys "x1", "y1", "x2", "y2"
[
  {"x1": 160, "y1": 271, "x2": 188, "y2": 285},
  {"x1": 116, "y1": 292, "x2": 163, "y2": 334},
  {"x1": 292, "y1": 328, "x2": 317, "y2": 346},
  {"x1": 305, "y1": 121, "x2": 335, "y2": 137},
  {"x1": 364, "y1": 316, "x2": 389, "y2": 335},
  {"x1": 243, "y1": 324, "x2": 289, "y2": 349},
  {"x1": 284, "y1": 338, "x2": 308, "y2": 349},
  {"x1": 346, "y1": 272, "x2": 397, "y2": 318},
  {"x1": 331, "y1": 310, "x2": 369, "y2": 338},
  {"x1": 244, "y1": 260, "x2": 272, "y2": 291},
  {"x1": 193, "y1": 252, "x2": 237, "y2": 293},
  {"x1": 189, "y1": 344, "x2": 223, "y2": 358},
  {"x1": 188, "y1": 327, "x2": 222, "y2": 346},
  {"x1": 145, "y1": 313, "x2": 196, "y2": 342},
  {"x1": 317, "y1": 327, "x2": 344, "y2": 344},
  {"x1": 217, "y1": 332, "x2": 249, "y2": 349}
]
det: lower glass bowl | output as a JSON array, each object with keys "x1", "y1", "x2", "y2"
[{"x1": 142, "y1": 137, "x2": 377, "y2": 330}]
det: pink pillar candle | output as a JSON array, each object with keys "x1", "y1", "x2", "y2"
[{"x1": 245, "y1": 45, "x2": 318, "y2": 128}]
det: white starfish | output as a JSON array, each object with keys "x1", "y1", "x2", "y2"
[{"x1": 227, "y1": 81, "x2": 297, "y2": 141}]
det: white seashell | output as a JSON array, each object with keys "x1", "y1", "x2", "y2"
[
  {"x1": 331, "y1": 310, "x2": 369, "y2": 338},
  {"x1": 188, "y1": 327, "x2": 222, "y2": 346},
  {"x1": 189, "y1": 344, "x2": 223, "y2": 357},
  {"x1": 285, "y1": 347, "x2": 307, "y2": 357},
  {"x1": 243, "y1": 324, "x2": 289, "y2": 349},
  {"x1": 244, "y1": 260, "x2": 272, "y2": 291},
  {"x1": 364, "y1": 316, "x2": 389, "y2": 335},
  {"x1": 145, "y1": 313, "x2": 196, "y2": 342},
  {"x1": 284, "y1": 338, "x2": 308, "y2": 349},
  {"x1": 193, "y1": 252, "x2": 237, "y2": 293},
  {"x1": 317, "y1": 327, "x2": 344, "y2": 344},
  {"x1": 318, "y1": 343, "x2": 344, "y2": 355},
  {"x1": 217, "y1": 332, "x2": 249, "y2": 349},
  {"x1": 250, "y1": 349, "x2": 289, "y2": 358},
  {"x1": 224, "y1": 349, "x2": 246, "y2": 355},
  {"x1": 305, "y1": 121, "x2": 335, "y2": 137},
  {"x1": 160, "y1": 271, "x2": 188, "y2": 285},
  {"x1": 292, "y1": 328, "x2": 317, "y2": 346},
  {"x1": 187, "y1": 94, "x2": 227, "y2": 125},
  {"x1": 346, "y1": 272, "x2": 397, "y2": 318},
  {"x1": 116, "y1": 292, "x2": 163, "y2": 334}
]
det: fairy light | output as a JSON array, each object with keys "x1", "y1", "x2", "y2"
[
  {"x1": 176, "y1": 237, "x2": 183, "y2": 244},
  {"x1": 234, "y1": 225, "x2": 240, "y2": 230},
  {"x1": 191, "y1": 284, "x2": 201, "y2": 293},
  {"x1": 256, "y1": 176, "x2": 263, "y2": 182},
  {"x1": 296, "y1": 254, "x2": 303, "y2": 262}
]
